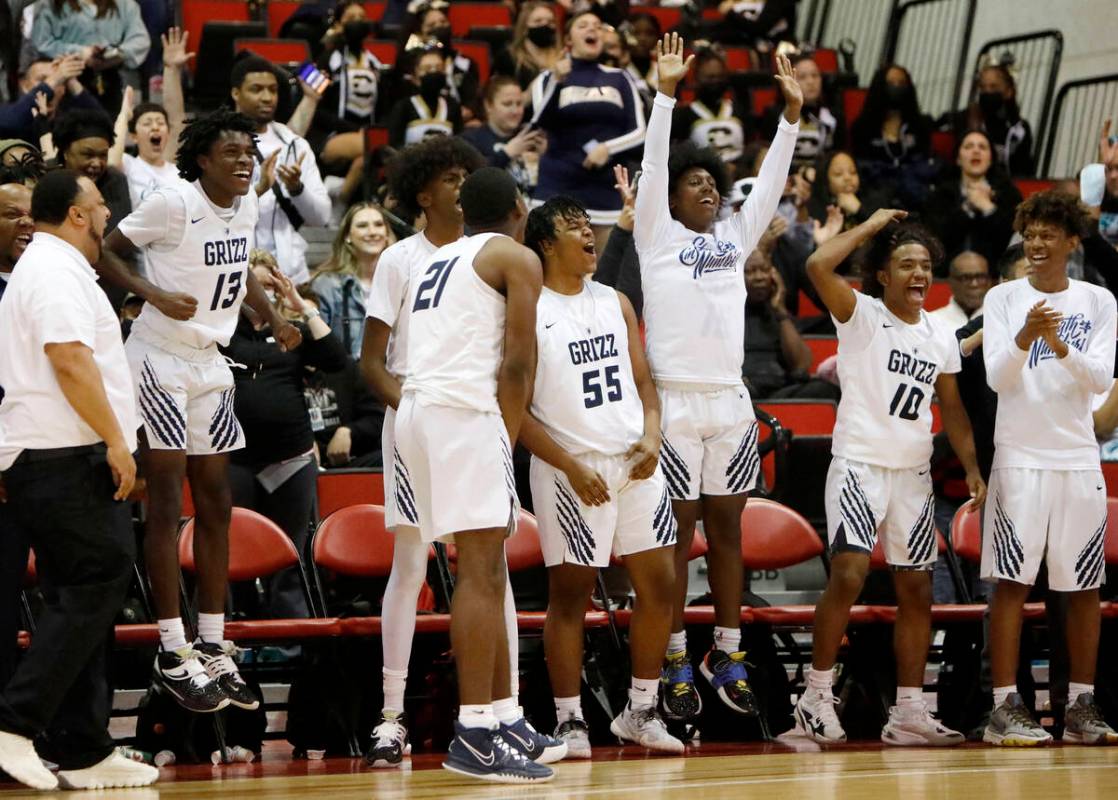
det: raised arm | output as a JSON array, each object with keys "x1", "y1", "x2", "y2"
[
  {"x1": 934, "y1": 372, "x2": 986, "y2": 508},
  {"x1": 109, "y1": 86, "x2": 134, "y2": 169},
  {"x1": 161, "y1": 27, "x2": 194, "y2": 160},
  {"x1": 805, "y1": 208, "x2": 906, "y2": 323}
]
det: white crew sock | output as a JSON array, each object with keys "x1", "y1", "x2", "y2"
[
  {"x1": 713, "y1": 626, "x2": 741, "y2": 654},
  {"x1": 459, "y1": 704, "x2": 497, "y2": 730},
  {"x1": 493, "y1": 696, "x2": 523, "y2": 725},
  {"x1": 555, "y1": 695, "x2": 583, "y2": 721},
  {"x1": 807, "y1": 667, "x2": 834, "y2": 694},
  {"x1": 158, "y1": 618, "x2": 188, "y2": 652},
  {"x1": 993, "y1": 685, "x2": 1017, "y2": 708},
  {"x1": 382, "y1": 668, "x2": 408, "y2": 716},
  {"x1": 196, "y1": 612, "x2": 224, "y2": 644},
  {"x1": 896, "y1": 686, "x2": 923, "y2": 709},
  {"x1": 667, "y1": 630, "x2": 687, "y2": 655},
  {"x1": 629, "y1": 677, "x2": 659, "y2": 710}
]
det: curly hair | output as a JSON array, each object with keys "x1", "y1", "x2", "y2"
[
  {"x1": 1013, "y1": 189, "x2": 1091, "y2": 238},
  {"x1": 859, "y1": 221, "x2": 944, "y2": 298},
  {"x1": 51, "y1": 110, "x2": 115, "y2": 155},
  {"x1": 175, "y1": 109, "x2": 258, "y2": 182},
  {"x1": 667, "y1": 142, "x2": 731, "y2": 210},
  {"x1": 385, "y1": 136, "x2": 485, "y2": 221},
  {"x1": 525, "y1": 195, "x2": 589, "y2": 263}
]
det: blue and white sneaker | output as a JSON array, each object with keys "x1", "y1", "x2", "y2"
[
  {"x1": 499, "y1": 716, "x2": 568, "y2": 764},
  {"x1": 443, "y1": 723, "x2": 554, "y2": 783}
]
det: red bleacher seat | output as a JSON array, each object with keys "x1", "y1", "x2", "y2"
[
  {"x1": 1015, "y1": 179, "x2": 1055, "y2": 199},
  {"x1": 179, "y1": 507, "x2": 300, "y2": 582},
  {"x1": 804, "y1": 336, "x2": 838, "y2": 372},
  {"x1": 633, "y1": 6, "x2": 682, "y2": 31},
  {"x1": 925, "y1": 281, "x2": 952, "y2": 311},
  {"x1": 756, "y1": 400, "x2": 838, "y2": 436},
  {"x1": 741, "y1": 498, "x2": 823, "y2": 570},
  {"x1": 184, "y1": 1, "x2": 249, "y2": 60},
  {"x1": 951, "y1": 503, "x2": 981, "y2": 563},
  {"x1": 930, "y1": 402, "x2": 943, "y2": 434},
  {"x1": 797, "y1": 290, "x2": 824, "y2": 318},
  {"x1": 751, "y1": 86, "x2": 777, "y2": 117},
  {"x1": 1104, "y1": 462, "x2": 1118, "y2": 495},
  {"x1": 363, "y1": 2, "x2": 386, "y2": 20},
  {"x1": 445, "y1": 509, "x2": 545, "y2": 572},
  {"x1": 724, "y1": 47, "x2": 754, "y2": 72},
  {"x1": 870, "y1": 530, "x2": 947, "y2": 571},
  {"x1": 235, "y1": 37, "x2": 309, "y2": 65},
  {"x1": 266, "y1": 0, "x2": 300, "y2": 37},
  {"x1": 317, "y1": 469, "x2": 385, "y2": 518},
  {"x1": 813, "y1": 48, "x2": 839, "y2": 74},
  {"x1": 365, "y1": 125, "x2": 390, "y2": 153},
  {"x1": 842, "y1": 87, "x2": 867, "y2": 143},
  {"x1": 1106, "y1": 497, "x2": 1118, "y2": 565},
  {"x1": 449, "y1": 3, "x2": 510, "y2": 37},
  {"x1": 181, "y1": 480, "x2": 194, "y2": 518},
  {"x1": 365, "y1": 39, "x2": 397, "y2": 65},
  {"x1": 930, "y1": 130, "x2": 956, "y2": 162},
  {"x1": 453, "y1": 39, "x2": 490, "y2": 84}
]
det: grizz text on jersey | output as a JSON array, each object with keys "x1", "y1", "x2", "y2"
[
  {"x1": 887, "y1": 349, "x2": 936, "y2": 386},
  {"x1": 203, "y1": 237, "x2": 249, "y2": 268},
  {"x1": 568, "y1": 334, "x2": 619, "y2": 366}
]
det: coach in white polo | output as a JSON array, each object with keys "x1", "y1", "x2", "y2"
[{"x1": 0, "y1": 170, "x2": 157, "y2": 791}]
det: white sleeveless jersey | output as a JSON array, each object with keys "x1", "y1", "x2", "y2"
[
  {"x1": 531, "y1": 282, "x2": 643, "y2": 456},
  {"x1": 403, "y1": 232, "x2": 506, "y2": 413},
  {"x1": 832, "y1": 292, "x2": 961, "y2": 469},
  {"x1": 122, "y1": 181, "x2": 258, "y2": 350},
  {"x1": 365, "y1": 231, "x2": 440, "y2": 380}
]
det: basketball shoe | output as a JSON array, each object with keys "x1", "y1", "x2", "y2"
[
  {"x1": 983, "y1": 693, "x2": 1053, "y2": 746},
  {"x1": 700, "y1": 649, "x2": 758, "y2": 715},
  {"x1": 366, "y1": 713, "x2": 411, "y2": 767},
  {"x1": 793, "y1": 688, "x2": 846, "y2": 743},
  {"x1": 498, "y1": 716, "x2": 568, "y2": 763},
  {"x1": 443, "y1": 723, "x2": 554, "y2": 783},
  {"x1": 659, "y1": 650, "x2": 701, "y2": 721},
  {"x1": 194, "y1": 640, "x2": 260, "y2": 710},
  {"x1": 154, "y1": 647, "x2": 229, "y2": 713},
  {"x1": 881, "y1": 703, "x2": 965, "y2": 746},
  {"x1": 57, "y1": 749, "x2": 159, "y2": 789},
  {"x1": 611, "y1": 703, "x2": 685, "y2": 754},
  {"x1": 554, "y1": 713, "x2": 592, "y2": 759},
  {"x1": 1062, "y1": 693, "x2": 1118, "y2": 745}
]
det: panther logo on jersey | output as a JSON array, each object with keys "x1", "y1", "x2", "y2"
[
  {"x1": 679, "y1": 236, "x2": 739, "y2": 279},
  {"x1": 1027, "y1": 312, "x2": 1091, "y2": 368}
]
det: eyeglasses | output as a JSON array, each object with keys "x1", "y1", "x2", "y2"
[{"x1": 950, "y1": 273, "x2": 991, "y2": 284}]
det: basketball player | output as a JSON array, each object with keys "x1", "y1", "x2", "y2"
[
  {"x1": 394, "y1": 166, "x2": 559, "y2": 781},
  {"x1": 982, "y1": 191, "x2": 1118, "y2": 746},
  {"x1": 362, "y1": 138, "x2": 555, "y2": 767},
  {"x1": 98, "y1": 109, "x2": 302, "y2": 712},
  {"x1": 636, "y1": 33, "x2": 800, "y2": 722},
  {"x1": 794, "y1": 209, "x2": 985, "y2": 745},
  {"x1": 522, "y1": 196, "x2": 682, "y2": 756}
]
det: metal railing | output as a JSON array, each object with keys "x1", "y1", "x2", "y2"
[
  {"x1": 1042, "y1": 74, "x2": 1118, "y2": 178},
  {"x1": 815, "y1": 0, "x2": 898, "y2": 84},
  {"x1": 884, "y1": 0, "x2": 976, "y2": 118},
  {"x1": 970, "y1": 30, "x2": 1064, "y2": 165}
]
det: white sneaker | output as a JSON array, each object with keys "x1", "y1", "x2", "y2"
[
  {"x1": 0, "y1": 729, "x2": 58, "y2": 790},
  {"x1": 57, "y1": 748, "x2": 160, "y2": 789},
  {"x1": 881, "y1": 704, "x2": 965, "y2": 746},
  {"x1": 793, "y1": 689, "x2": 846, "y2": 743},
  {"x1": 554, "y1": 713, "x2": 592, "y2": 759},
  {"x1": 610, "y1": 704, "x2": 685, "y2": 754}
]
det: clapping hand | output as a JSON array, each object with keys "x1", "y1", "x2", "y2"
[{"x1": 1015, "y1": 300, "x2": 1062, "y2": 352}]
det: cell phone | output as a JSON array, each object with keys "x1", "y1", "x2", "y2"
[
  {"x1": 298, "y1": 62, "x2": 331, "y2": 95},
  {"x1": 629, "y1": 169, "x2": 642, "y2": 193}
]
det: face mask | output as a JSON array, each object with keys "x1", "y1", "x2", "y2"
[
  {"x1": 419, "y1": 72, "x2": 446, "y2": 101},
  {"x1": 697, "y1": 79, "x2": 729, "y2": 106},
  {"x1": 430, "y1": 25, "x2": 452, "y2": 46},
  {"x1": 526, "y1": 25, "x2": 557, "y2": 48},
  {"x1": 884, "y1": 83, "x2": 908, "y2": 108},
  {"x1": 978, "y1": 91, "x2": 1004, "y2": 115},
  {"x1": 598, "y1": 53, "x2": 620, "y2": 68},
  {"x1": 343, "y1": 20, "x2": 372, "y2": 52}
]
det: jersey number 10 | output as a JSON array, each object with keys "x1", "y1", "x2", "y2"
[
  {"x1": 888, "y1": 382, "x2": 925, "y2": 421},
  {"x1": 413, "y1": 257, "x2": 459, "y2": 311}
]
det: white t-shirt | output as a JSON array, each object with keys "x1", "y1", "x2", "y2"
[
  {"x1": 831, "y1": 292, "x2": 961, "y2": 469},
  {"x1": 121, "y1": 153, "x2": 182, "y2": 209},
  {"x1": 403, "y1": 233, "x2": 506, "y2": 413},
  {"x1": 531, "y1": 282, "x2": 643, "y2": 456},
  {"x1": 984, "y1": 277, "x2": 1117, "y2": 470},
  {"x1": 119, "y1": 181, "x2": 258, "y2": 350},
  {"x1": 635, "y1": 92, "x2": 797, "y2": 387},
  {"x1": 0, "y1": 233, "x2": 137, "y2": 468},
  {"x1": 365, "y1": 231, "x2": 440, "y2": 381}
]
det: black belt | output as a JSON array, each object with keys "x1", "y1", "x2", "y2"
[{"x1": 11, "y1": 443, "x2": 106, "y2": 466}]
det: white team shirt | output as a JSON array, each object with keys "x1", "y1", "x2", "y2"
[
  {"x1": 403, "y1": 233, "x2": 506, "y2": 413},
  {"x1": 119, "y1": 180, "x2": 259, "y2": 350},
  {"x1": 635, "y1": 92, "x2": 797, "y2": 387},
  {"x1": 365, "y1": 231, "x2": 440, "y2": 380},
  {"x1": 121, "y1": 153, "x2": 182, "y2": 209},
  {"x1": 831, "y1": 292, "x2": 961, "y2": 469},
  {"x1": 0, "y1": 233, "x2": 137, "y2": 468},
  {"x1": 984, "y1": 277, "x2": 1117, "y2": 470},
  {"x1": 531, "y1": 281, "x2": 643, "y2": 456}
]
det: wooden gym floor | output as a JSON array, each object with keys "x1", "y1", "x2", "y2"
[{"x1": 2, "y1": 738, "x2": 1116, "y2": 799}]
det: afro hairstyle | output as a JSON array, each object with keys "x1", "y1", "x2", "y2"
[
  {"x1": 1013, "y1": 189, "x2": 1092, "y2": 239},
  {"x1": 385, "y1": 136, "x2": 485, "y2": 221}
]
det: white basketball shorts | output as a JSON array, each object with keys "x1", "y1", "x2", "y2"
[
  {"x1": 982, "y1": 468, "x2": 1107, "y2": 592},
  {"x1": 530, "y1": 452, "x2": 677, "y2": 568},
  {"x1": 382, "y1": 405, "x2": 420, "y2": 532},
  {"x1": 124, "y1": 332, "x2": 243, "y2": 456},
  {"x1": 393, "y1": 394, "x2": 518, "y2": 544},
  {"x1": 825, "y1": 456, "x2": 938, "y2": 570},
  {"x1": 657, "y1": 384, "x2": 759, "y2": 501}
]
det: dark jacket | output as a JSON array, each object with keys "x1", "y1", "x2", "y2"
[{"x1": 925, "y1": 171, "x2": 1022, "y2": 271}]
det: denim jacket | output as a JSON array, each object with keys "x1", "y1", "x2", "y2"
[{"x1": 310, "y1": 272, "x2": 366, "y2": 361}]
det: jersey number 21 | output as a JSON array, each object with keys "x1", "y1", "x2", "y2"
[{"x1": 413, "y1": 257, "x2": 459, "y2": 311}]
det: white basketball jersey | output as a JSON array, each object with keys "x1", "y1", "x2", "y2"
[
  {"x1": 403, "y1": 232, "x2": 506, "y2": 413},
  {"x1": 831, "y1": 292, "x2": 961, "y2": 469},
  {"x1": 531, "y1": 282, "x2": 643, "y2": 456},
  {"x1": 365, "y1": 231, "x2": 440, "y2": 380},
  {"x1": 127, "y1": 181, "x2": 258, "y2": 350}
]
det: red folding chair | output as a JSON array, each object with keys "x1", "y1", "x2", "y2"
[
  {"x1": 448, "y1": 3, "x2": 510, "y2": 37},
  {"x1": 266, "y1": 0, "x2": 301, "y2": 37},
  {"x1": 234, "y1": 37, "x2": 310, "y2": 65},
  {"x1": 804, "y1": 336, "x2": 838, "y2": 373},
  {"x1": 925, "y1": 281, "x2": 952, "y2": 311},
  {"x1": 453, "y1": 39, "x2": 491, "y2": 84},
  {"x1": 756, "y1": 400, "x2": 838, "y2": 436},
  {"x1": 365, "y1": 39, "x2": 398, "y2": 66},
  {"x1": 317, "y1": 469, "x2": 386, "y2": 518},
  {"x1": 182, "y1": 1, "x2": 249, "y2": 73},
  {"x1": 632, "y1": 6, "x2": 682, "y2": 31},
  {"x1": 741, "y1": 498, "x2": 824, "y2": 571}
]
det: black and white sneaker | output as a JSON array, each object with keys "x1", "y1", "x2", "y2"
[
  {"x1": 443, "y1": 723, "x2": 553, "y2": 783},
  {"x1": 193, "y1": 641, "x2": 260, "y2": 710},
  {"x1": 154, "y1": 648, "x2": 230, "y2": 713},
  {"x1": 366, "y1": 713, "x2": 411, "y2": 767}
]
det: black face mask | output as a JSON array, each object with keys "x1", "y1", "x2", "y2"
[
  {"x1": 343, "y1": 20, "x2": 373, "y2": 52},
  {"x1": 884, "y1": 83, "x2": 909, "y2": 109},
  {"x1": 599, "y1": 53, "x2": 620, "y2": 68},
  {"x1": 978, "y1": 91, "x2": 1004, "y2": 115},
  {"x1": 419, "y1": 72, "x2": 446, "y2": 101},
  {"x1": 430, "y1": 25, "x2": 453, "y2": 46},
  {"x1": 697, "y1": 79, "x2": 729, "y2": 106},
  {"x1": 526, "y1": 25, "x2": 557, "y2": 48}
]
